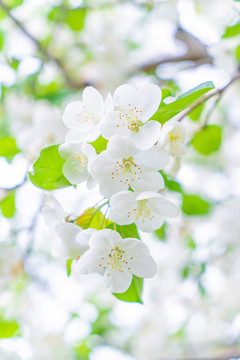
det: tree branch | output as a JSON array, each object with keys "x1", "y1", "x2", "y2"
[
  {"x1": 0, "y1": 0, "x2": 89, "y2": 89},
  {"x1": 177, "y1": 71, "x2": 240, "y2": 122}
]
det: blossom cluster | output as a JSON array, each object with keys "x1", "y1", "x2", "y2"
[{"x1": 43, "y1": 84, "x2": 186, "y2": 294}]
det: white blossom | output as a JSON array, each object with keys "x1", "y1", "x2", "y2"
[
  {"x1": 58, "y1": 142, "x2": 97, "y2": 187},
  {"x1": 159, "y1": 120, "x2": 186, "y2": 157},
  {"x1": 76, "y1": 229, "x2": 157, "y2": 293},
  {"x1": 90, "y1": 135, "x2": 170, "y2": 197},
  {"x1": 41, "y1": 194, "x2": 94, "y2": 259},
  {"x1": 109, "y1": 191, "x2": 179, "y2": 232},
  {"x1": 100, "y1": 84, "x2": 162, "y2": 149},
  {"x1": 63, "y1": 86, "x2": 113, "y2": 142}
]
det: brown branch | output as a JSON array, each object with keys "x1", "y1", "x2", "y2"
[
  {"x1": 0, "y1": 0, "x2": 89, "y2": 89},
  {"x1": 177, "y1": 71, "x2": 240, "y2": 122},
  {"x1": 139, "y1": 27, "x2": 213, "y2": 72}
]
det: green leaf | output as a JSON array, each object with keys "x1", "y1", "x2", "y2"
[
  {"x1": 90, "y1": 136, "x2": 108, "y2": 153},
  {"x1": 161, "y1": 171, "x2": 183, "y2": 193},
  {"x1": 235, "y1": 44, "x2": 240, "y2": 63},
  {"x1": 28, "y1": 144, "x2": 71, "y2": 190},
  {"x1": 222, "y1": 22, "x2": 240, "y2": 38},
  {"x1": 154, "y1": 223, "x2": 167, "y2": 241},
  {"x1": 75, "y1": 206, "x2": 112, "y2": 230},
  {"x1": 188, "y1": 103, "x2": 204, "y2": 122},
  {"x1": 152, "y1": 82, "x2": 215, "y2": 124},
  {"x1": 0, "y1": 191, "x2": 16, "y2": 218},
  {"x1": 66, "y1": 259, "x2": 73, "y2": 276},
  {"x1": 182, "y1": 194, "x2": 211, "y2": 216},
  {"x1": 113, "y1": 276, "x2": 143, "y2": 303},
  {"x1": 114, "y1": 223, "x2": 140, "y2": 239},
  {"x1": 191, "y1": 125, "x2": 222, "y2": 155},
  {"x1": 0, "y1": 137, "x2": 20, "y2": 160},
  {"x1": 0, "y1": 30, "x2": 4, "y2": 51},
  {"x1": 184, "y1": 236, "x2": 196, "y2": 250},
  {"x1": 66, "y1": 8, "x2": 87, "y2": 31},
  {"x1": 0, "y1": 317, "x2": 20, "y2": 338}
]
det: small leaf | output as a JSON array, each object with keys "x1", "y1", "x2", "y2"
[
  {"x1": 0, "y1": 30, "x2": 4, "y2": 51},
  {"x1": 114, "y1": 223, "x2": 140, "y2": 239},
  {"x1": 154, "y1": 224, "x2": 167, "y2": 241},
  {"x1": 222, "y1": 22, "x2": 240, "y2": 38},
  {"x1": 152, "y1": 82, "x2": 215, "y2": 124},
  {"x1": 0, "y1": 191, "x2": 16, "y2": 218},
  {"x1": 29, "y1": 144, "x2": 71, "y2": 190},
  {"x1": 160, "y1": 171, "x2": 183, "y2": 193},
  {"x1": 0, "y1": 317, "x2": 20, "y2": 338},
  {"x1": 66, "y1": 259, "x2": 73, "y2": 276},
  {"x1": 75, "y1": 207, "x2": 111, "y2": 230},
  {"x1": 66, "y1": 8, "x2": 87, "y2": 31},
  {"x1": 0, "y1": 137, "x2": 20, "y2": 160},
  {"x1": 188, "y1": 103, "x2": 204, "y2": 122},
  {"x1": 191, "y1": 125, "x2": 222, "y2": 155},
  {"x1": 182, "y1": 194, "x2": 211, "y2": 216},
  {"x1": 90, "y1": 136, "x2": 108, "y2": 153},
  {"x1": 113, "y1": 276, "x2": 143, "y2": 303}
]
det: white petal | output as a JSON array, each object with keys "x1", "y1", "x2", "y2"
[
  {"x1": 134, "y1": 146, "x2": 170, "y2": 170},
  {"x1": 136, "y1": 214, "x2": 164, "y2": 232},
  {"x1": 76, "y1": 250, "x2": 104, "y2": 274},
  {"x1": 62, "y1": 155, "x2": 89, "y2": 184},
  {"x1": 55, "y1": 221, "x2": 81, "y2": 242},
  {"x1": 41, "y1": 195, "x2": 64, "y2": 228},
  {"x1": 100, "y1": 111, "x2": 131, "y2": 140},
  {"x1": 131, "y1": 168, "x2": 164, "y2": 192},
  {"x1": 107, "y1": 134, "x2": 137, "y2": 159},
  {"x1": 89, "y1": 229, "x2": 122, "y2": 252},
  {"x1": 150, "y1": 197, "x2": 179, "y2": 218},
  {"x1": 62, "y1": 101, "x2": 84, "y2": 129},
  {"x1": 114, "y1": 84, "x2": 138, "y2": 110},
  {"x1": 109, "y1": 208, "x2": 135, "y2": 226},
  {"x1": 99, "y1": 178, "x2": 128, "y2": 197},
  {"x1": 110, "y1": 191, "x2": 137, "y2": 208},
  {"x1": 130, "y1": 255, "x2": 157, "y2": 278},
  {"x1": 130, "y1": 120, "x2": 161, "y2": 150},
  {"x1": 82, "y1": 86, "x2": 104, "y2": 116},
  {"x1": 138, "y1": 84, "x2": 162, "y2": 122},
  {"x1": 122, "y1": 238, "x2": 150, "y2": 257},
  {"x1": 103, "y1": 268, "x2": 132, "y2": 293}
]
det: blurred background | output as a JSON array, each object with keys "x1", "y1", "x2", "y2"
[{"x1": 0, "y1": 0, "x2": 240, "y2": 359}]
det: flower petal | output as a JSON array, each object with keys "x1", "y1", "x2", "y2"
[
  {"x1": 76, "y1": 249, "x2": 104, "y2": 275},
  {"x1": 138, "y1": 84, "x2": 162, "y2": 122},
  {"x1": 130, "y1": 255, "x2": 157, "y2": 278},
  {"x1": 89, "y1": 229, "x2": 122, "y2": 252},
  {"x1": 130, "y1": 120, "x2": 161, "y2": 150},
  {"x1": 82, "y1": 86, "x2": 105, "y2": 116},
  {"x1": 103, "y1": 267, "x2": 132, "y2": 293},
  {"x1": 134, "y1": 146, "x2": 170, "y2": 170}
]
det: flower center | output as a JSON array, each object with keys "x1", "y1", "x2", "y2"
[
  {"x1": 108, "y1": 246, "x2": 125, "y2": 272},
  {"x1": 71, "y1": 152, "x2": 88, "y2": 172},
  {"x1": 81, "y1": 105, "x2": 99, "y2": 125},
  {"x1": 119, "y1": 104, "x2": 143, "y2": 132},
  {"x1": 128, "y1": 200, "x2": 155, "y2": 223},
  {"x1": 169, "y1": 132, "x2": 179, "y2": 142}
]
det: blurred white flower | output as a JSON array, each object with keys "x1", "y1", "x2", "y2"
[{"x1": 159, "y1": 120, "x2": 186, "y2": 157}]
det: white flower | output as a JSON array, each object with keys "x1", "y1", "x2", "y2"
[
  {"x1": 90, "y1": 135, "x2": 170, "y2": 197},
  {"x1": 100, "y1": 84, "x2": 162, "y2": 149},
  {"x1": 159, "y1": 120, "x2": 186, "y2": 157},
  {"x1": 76, "y1": 229, "x2": 157, "y2": 293},
  {"x1": 63, "y1": 86, "x2": 113, "y2": 142},
  {"x1": 109, "y1": 191, "x2": 179, "y2": 232},
  {"x1": 58, "y1": 142, "x2": 97, "y2": 187},
  {"x1": 41, "y1": 194, "x2": 94, "y2": 259}
]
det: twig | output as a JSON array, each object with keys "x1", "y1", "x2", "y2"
[
  {"x1": 177, "y1": 71, "x2": 240, "y2": 122},
  {"x1": 0, "y1": 0, "x2": 89, "y2": 89}
]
